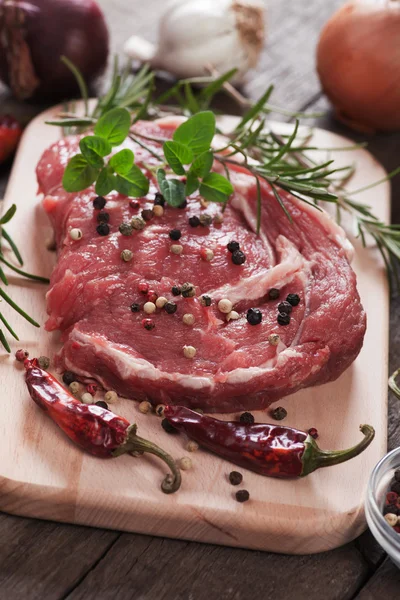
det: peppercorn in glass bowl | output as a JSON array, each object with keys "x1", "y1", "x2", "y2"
[{"x1": 366, "y1": 448, "x2": 400, "y2": 568}]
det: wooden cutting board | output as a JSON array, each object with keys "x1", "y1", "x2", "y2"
[{"x1": 0, "y1": 107, "x2": 389, "y2": 554}]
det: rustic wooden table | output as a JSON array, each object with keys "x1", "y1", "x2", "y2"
[{"x1": 1, "y1": 1, "x2": 400, "y2": 598}]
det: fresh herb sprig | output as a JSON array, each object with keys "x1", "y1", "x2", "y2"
[
  {"x1": 0, "y1": 205, "x2": 49, "y2": 352},
  {"x1": 63, "y1": 106, "x2": 234, "y2": 207},
  {"x1": 47, "y1": 61, "x2": 400, "y2": 282},
  {"x1": 62, "y1": 107, "x2": 149, "y2": 198},
  {"x1": 156, "y1": 111, "x2": 233, "y2": 206}
]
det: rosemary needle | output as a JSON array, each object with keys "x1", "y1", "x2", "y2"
[
  {"x1": 0, "y1": 254, "x2": 50, "y2": 283},
  {"x1": 0, "y1": 288, "x2": 40, "y2": 327},
  {"x1": 0, "y1": 206, "x2": 48, "y2": 351}
]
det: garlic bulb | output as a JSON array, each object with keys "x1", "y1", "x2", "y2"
[{"x1": 124, "y1": 0, "x2": 265, "y2": 84}]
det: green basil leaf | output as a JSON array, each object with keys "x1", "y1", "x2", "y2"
[
  {"x1": 163, "y1": 141, "x2": 193, "y2": 175},
  {"x1": 62, "y1": 154, "x2": 98, "y2": 192},
  {"x1": 185, "y1": 172, "x2": 199, "y2": 196},
  {"x1": 109, "y1": 149, "x2": 135, "y2": 175},
  {"x1": 79, "y1": 137, "x2": 106, "y2": 169},
  {"x1": 173, "y1": 111, "x2": 215, "y2": 156},
  {"x1": 157, "y1": 168, "x2": 186, "y2": 207},
  {"x1": 80, "y1": 135, "x2": 112, "y2": 158},
  {"x1": 115, "y1": 165, "x2": 149, "y2": 197},
  {"x1": 94, "y1": 107, "x2": 131, "y2": 146},
  {"x1": 199, "y1": 172, "x2": 234, "y2": 203},
  {"x1": 0, "y1": 204, "x2": 16, "y2": 225},
  {"x1": 189, "y1": 151, "x2": 213, "y2": 178},
  {"x1": 95, "y1": 167, "x2": 116, "y2": 196}
]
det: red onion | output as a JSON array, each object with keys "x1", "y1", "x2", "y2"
[
  {"x1": 317, "y1": 0, "x2": 400, "y2": 132},
  {"x1": 0, "y1": 0, "x2": 109, "y2": 102}
]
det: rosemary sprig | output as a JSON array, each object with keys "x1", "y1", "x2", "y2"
[
  {"x1": 45, "y1": 62, "x2": 400, "y2": 282},
  {"x1": 0, "y1": 205, "x2": 49, "y2": 352}
]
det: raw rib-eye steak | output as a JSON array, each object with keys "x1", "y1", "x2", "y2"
[{"x1": 37, "y1": 117, "x2": 366, "y2": 412}]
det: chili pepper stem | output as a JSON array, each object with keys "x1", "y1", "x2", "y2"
[
  {"x1": 301, "y1": 424, "x2": 375, "y2": 476},
  {"x1": 112, "y1": 424, "x2": 182, "y2": 494}
]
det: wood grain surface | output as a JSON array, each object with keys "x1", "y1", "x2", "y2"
[{"x1": 0, "y1": 0, "x2": 399, "y2": 597}]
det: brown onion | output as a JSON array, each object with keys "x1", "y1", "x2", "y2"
[
  {"x1": 0, "y1": 0, "x2": 109, "y2": 102},
  {"x1": 316, "y1": 0, "x2": 400, "y2": 132}
]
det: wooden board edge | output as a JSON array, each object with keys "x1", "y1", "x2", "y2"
[
  {"x1": 0, "y1": 471, "x2": 368, "y2": 554},
  {"x1": 0, "y1": 103, "x2": 390, "y2": 555}
]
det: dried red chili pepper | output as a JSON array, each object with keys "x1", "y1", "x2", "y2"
[
  {"x1": 0, "y1": 115, "x2": 22, "y2": 164},
  {"x1": 164, "y1": 406, "x2": 375, "y2": 479},
  {"x1": 24, "y1": 359, "x2": 181, "y2": 493}
]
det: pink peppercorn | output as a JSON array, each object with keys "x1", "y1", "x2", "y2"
[
  {"x1": 147, "y1": 290, "x2": 158, "y2": 303},
  {"x1": 386, "y1": 491, "x2": 398, "y2": 505},
  {"x1": 138, "y1": 282, "x2": 149, "y2": 294},
  {"x1": 308, "y1": 428, "x2": 319, "y2": 440},
  {"x1": 15, "y1": 349, "x2": 29, "y2": 362},
  {"x1": 130, "y1": 199, "x2": 140, "y2": 210},
  {"x1": 142, "y1": 318, "x2": 155, "y2": 331},
  {"x1": 87, "y1": 384, "x2": 97, "y2": 395}
]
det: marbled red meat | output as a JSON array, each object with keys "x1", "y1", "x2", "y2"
[{"x1": 36, "y1": 117, "x2": 366, "y2": 412}]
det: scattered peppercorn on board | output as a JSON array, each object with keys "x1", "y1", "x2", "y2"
[{"x1": 0, "y1": 106, "x2": 389, "y2": 554}]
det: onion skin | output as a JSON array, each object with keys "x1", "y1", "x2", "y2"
[
  {"x1": 0, "y1": 0, "x2": 109, "y2": 102},
  {"x1": 316, "y1": 1, "x2": 400, "y2": 132}
]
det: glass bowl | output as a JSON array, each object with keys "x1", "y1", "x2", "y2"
[{"x1": 366, "y1": 447, "x2": 400, "y2": 568}]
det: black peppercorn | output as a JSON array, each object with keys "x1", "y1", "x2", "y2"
[
  {"x1": 141, "y1": 209, "x2": 154, "y2": 221},
  {"x1": 268, "y1": 288, "x2": 280, "y2": 300},
  {"x1": 200, "y1": 294, "x2": 212, "y2": 307},
  {"x1": 390, "y1": 480, "x2": 400, "y2": 495},
  {"x1": 277, "y1": 312, "x2": 290, "y2": 326},
  {"x1": 239, "y1": 412, "x2": 255, "y2": 425},
  {"x1": 232, "y1": 249, "x2": 246, "y2": 265},
  {"x1": 235, "y1": 490, "x2": 250, "y2": 503},
  {"x1": 286, "y1": 293, "x2": 300, "y2": 306},
  {"x1": 130, "y1": 303, "x2": 141, "y2": 312},
  {"x1": 93, "y1": 196, "x2": 106, "y2": 210},
  {"x1": 169, "y1": 229, "x2": 182, "y2": 241},
  {"x1": 277, "y1": 301, "x2": 293, "y2": 315},
  {"x1": 95, "y1": 400, "x2": 108, "y2": 409},
  {"x1": 246, "y1": 308, "x2": 262, "y2": 326},
  {"x1": 164, "y1": 301, "x2": 177, "y2": 314},
  {"x1": 97, "y1": 211, "x2": 110, "y2": 223},
  {"x1": 229, "y1": 471, "x2": 243, "y2": 486},
  {"x1": 154, "y1": 193, "x2": 165, "y2": 206},
  {"x1": 384, "y1": 504, "x2": 400, "y2": 516},
  {"x1": 271, "y1": 406, "x2": 287, "y2": 421},
  {"x1": 96, "y1": 223, "x2": 110, "y2": 236},
  {"x1": 227, "y1": 240, "x2": 240, "y2": 253},
  {"x1": 161, "y1": 418, "x2": 178, "y2": 434},
  {"x1": 181, "y1": 282, "x2": 196, "y2": 298},
  {"x1": 62, "y1": 371, "x2": 76, "y2": 385},
  {"x1": 189, "y1": 215, "x2": 200, "y2": 227},
  {"x1": 172, "y1": 285, "x2": 181, "y2": 296}
]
